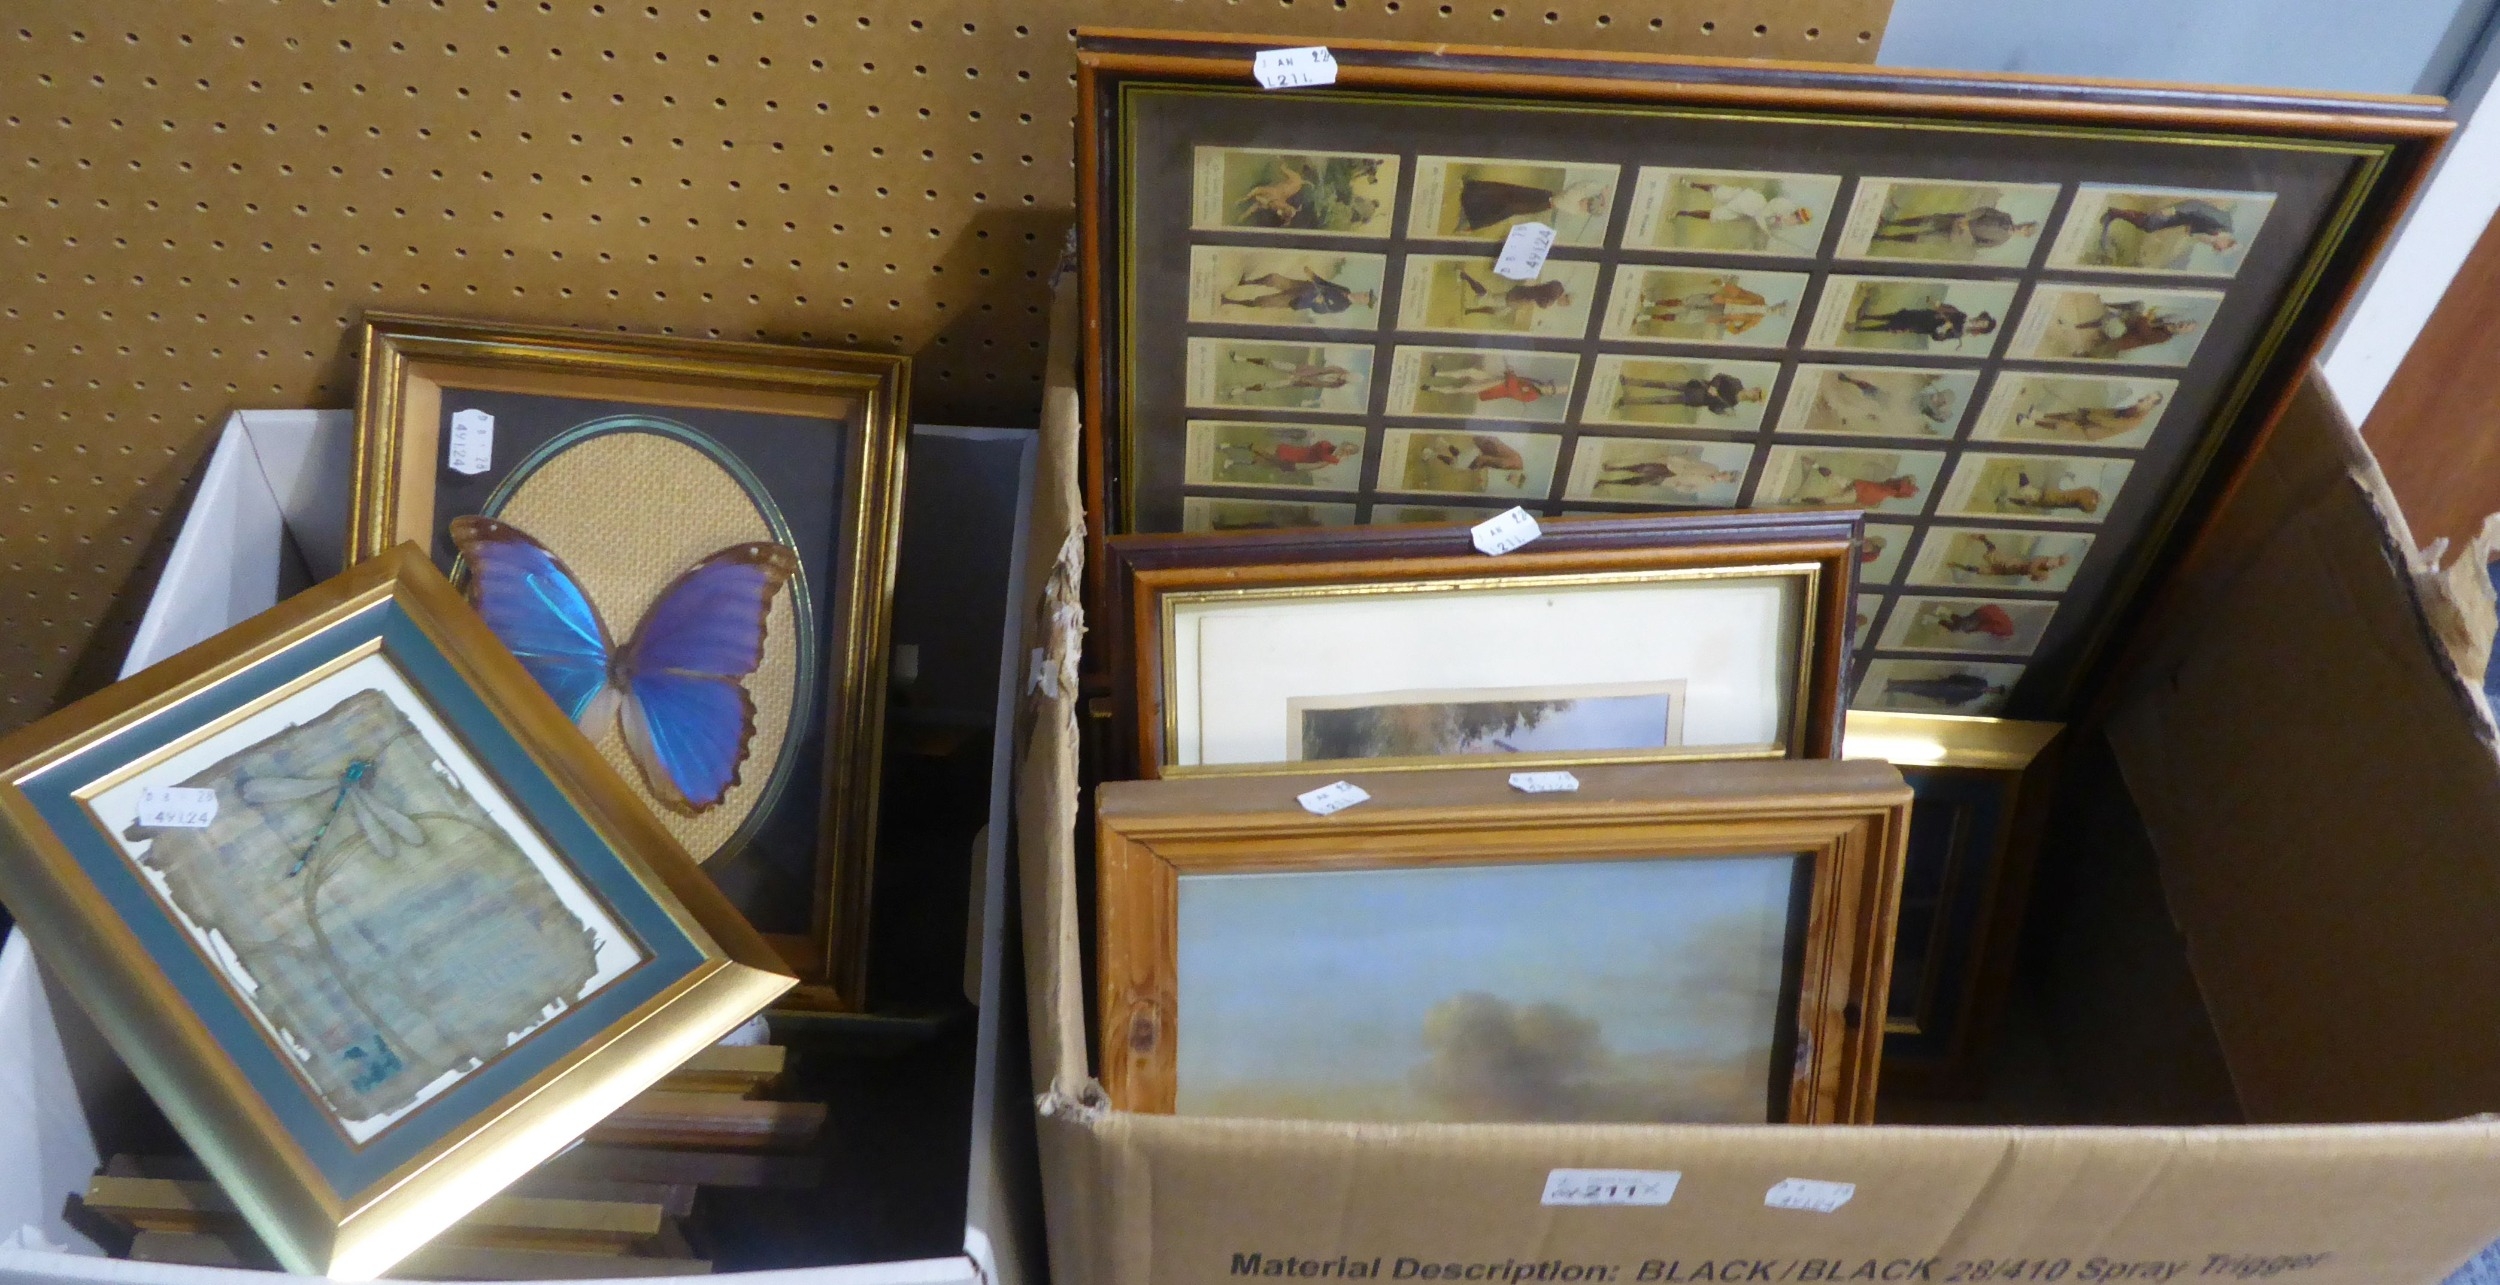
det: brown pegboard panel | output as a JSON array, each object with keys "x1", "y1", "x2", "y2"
[{"x1": 0, "y1": 0, "x2": 1889, "y2": 726}]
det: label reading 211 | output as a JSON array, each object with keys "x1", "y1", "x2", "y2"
[
  {"x1": 1253, "y1": 46, "x2": 1338, "y2": 90},
  {"x1": 1542, "y1": 1168, "x2": 1680, "y2": 1207}
]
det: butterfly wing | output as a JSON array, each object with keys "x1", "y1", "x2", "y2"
[
  {"x1": 449, "y1": 516, "x2": 616, "y2": 724},
  {"x1": 613, "y1": 542, "x2": 799, "y2": 813}
]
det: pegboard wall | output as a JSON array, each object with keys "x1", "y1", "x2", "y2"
[{"x1": 0, "y1": 0, "x2": 1888, "y2": 727}]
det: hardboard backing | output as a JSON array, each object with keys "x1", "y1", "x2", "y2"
[{"x1": 0, "y1": 0, "x2": 1890, "y2": 738}]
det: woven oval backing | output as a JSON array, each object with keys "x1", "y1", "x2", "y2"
[
  {"x1": 495, "y1": 431, "x2": 801, "y2": 861},
  {"x1": 0, "y1": 0, "x2": 1888, "y2": 725}
]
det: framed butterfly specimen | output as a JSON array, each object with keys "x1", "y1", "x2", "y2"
[
  {"x1": 0, "y1": 543, "x2": 794, "y2": 1277},
  {"x1": 350, "y1": 314, "x2": 909, "y2": 1012}
]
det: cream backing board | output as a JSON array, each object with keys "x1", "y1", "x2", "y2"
[
  {"x1": 0, "y1": 0, "x2": 1889, "y2": 727},
  {"x1": 1166, "y1": 574, "x2": 1803, "y2": 766}
]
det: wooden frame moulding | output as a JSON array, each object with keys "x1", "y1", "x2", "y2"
[
  {"x1": 1095, "y1": 757, "x2": 1913, "y2": 1123},
  {"x1": 1105, "y1": 510, "x2": 1859, "y2": 780}
]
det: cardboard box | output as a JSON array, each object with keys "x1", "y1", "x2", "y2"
[
  {"x1": 1016, "y1": 264, "x2": 2500, "y2": 1283},
  {"x1": 0, "y1": 412, "x2": 1046, "y2": 1285}
]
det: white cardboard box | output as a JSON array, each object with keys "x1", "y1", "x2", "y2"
[{"x1": 0, "y1": 411, "x2": 1043, "y2": 1285}]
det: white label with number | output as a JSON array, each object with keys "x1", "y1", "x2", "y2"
[
  {"x1": 1296, "y1": 780, "x2": 1369, "y2": 816},
  {"x1": 447, "y1": 408, "x2": 495, "y2": 476},
  {"x1": 1508, "y1": 770, "x2": 1581, "y2": 794},
  {"x1": 1542, "y1": 1169, "x2": 1680, "y2": 1207},
  {"x1": 1471, "y1": 506, "x2": 1542, "y2": 556},
  {"x1": 1764, "y1": 1178, "x2": 1857, "y2": 1213},
  {"x1": 1252, "y1": 46, "x2": 1337, "y2": 90},
  {"x1": 137, "y1": 786, "x2": 219, "y2": 829},
  {"x1": 1493, "y1": 221, "x2": 1557, "y2": 280}
]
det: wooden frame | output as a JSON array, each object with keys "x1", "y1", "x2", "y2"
[
  {"x1": 0, "y1": 545, "x2": 792, "y2": 1278},
  {"x1": 1076, "y1": 29, "x2": 2449, "y2": 723},
  {"x1": 1105, "y1": 510, "x2": 1857, "y2": 779},
  {"x1": 351, "y1": 313, "x2": 910, "y2": 1012},
  {"x1": 1094, "y1": 758, "x2": 1912, "y2": 1123},
  {"x1": 1842, "y1": 711, "x2": 2062, "y2": 1097}
]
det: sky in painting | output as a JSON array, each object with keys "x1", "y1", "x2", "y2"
[{"x1": 1174, "y1": 853, "x2": 1799, "y2": 1123}]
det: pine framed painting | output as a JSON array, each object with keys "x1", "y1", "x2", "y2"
[
  {"x1": 1094, "y1": 758, "x2": 1912, "y2": 1124},
  {"x1": 350, "y1": 315, "x2": 907, "y2": 1012},
  {"x1": 0, "y1": 546, "x2": 793, "y2": 1278},
  {"x1": 1076, "y1": 29, "x2": 2449, "y2": 721}
]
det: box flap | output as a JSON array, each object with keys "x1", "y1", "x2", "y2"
[{"x1": 2109, "y1": 374, "x2": 2500, "y2": 1122}]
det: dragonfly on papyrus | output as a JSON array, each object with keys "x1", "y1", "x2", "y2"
[{"x1": 241, "y1": 757, "x2": 428, "y2": 877}]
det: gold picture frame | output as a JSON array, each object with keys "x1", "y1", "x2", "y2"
[
  {"x1": 350, "y1": 314, "x2": 909, "y2": 1011},
  {"x1": 0, "y1": 545, "x2": 793, "y2": 1278},
  {"x1": 1095, "y1": 758, "x2": 1912, "y2": 1123},
  {"x1": 1844, "y1": 710, "x2": 2063, "y2": 1097}
]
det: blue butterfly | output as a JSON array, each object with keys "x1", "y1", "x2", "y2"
[{"x1": 449, "y1": 515, "x2": 799, "y2": 814}]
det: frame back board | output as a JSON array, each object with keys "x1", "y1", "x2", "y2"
[
  {"x1": 1094, "y1": 757, "x2": 1912, "y2": 1124},
  {"x1": 352, "y1": 314, "x2": 909, "y2": 1011},
  {"x1": 1077, "y1": 29, "x2": 2449, "y2": 723}
]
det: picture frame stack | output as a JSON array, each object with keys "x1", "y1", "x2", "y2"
[{"x1": 1074, "y1": 29, "x2": 2445, "y2": 1110}]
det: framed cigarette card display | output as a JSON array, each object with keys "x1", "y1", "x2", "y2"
[
  {"x1": 1103, "y1": 510, "x2": 1857, "y2": 778},
  {"x1": 1842, "y1": 711, "x2": 2063, "y2": 1096},
  {"x1": 1076, "y1": 29, "x2": 2449, "y2": 721},
  {"x1": 351, "y1": 314, "x2": 908, "y2": 1012},
  {"x1": 0, "y1": 546, "x2": 794, "y2": 1279},
  {"x1": 1093, "y1": 758, "x2": 1913, "y2": 1123}
]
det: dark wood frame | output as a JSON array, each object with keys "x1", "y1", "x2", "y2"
[
  {"x1": 1104, "y1": 510, "x2": 1859, "y2": 779},
  {"x1": 1075, "y1": 29, "x2": 2450, "y2": 723},
  {"x1": 1094, "y1": 758, "x2": 1914, "y2": 1122}
]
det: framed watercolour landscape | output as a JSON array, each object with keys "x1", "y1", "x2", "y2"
[
  {"x1": 1077, "y1": 30, "x2": 2449, "y2": 721},
  {"x1": 1093, "y1": 758, "x2": 1913, "y2": 1123},
  {"x1": 0, "y1": 546, "x2": 793, "y2": 1278},
  {"x1": 351, "y1": 315, "x2": 908, "y2": 1011},
  {"x1": 1103, "y1": 511, "x2": 1857, "y2": 778}
]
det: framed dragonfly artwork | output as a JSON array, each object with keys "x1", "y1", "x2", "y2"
[
  {"x1": 0, "y1": 544, "x2": 793, "y2": 1278},
  {"x1": 1075, "y1": 29, "x2": 2450, "y2": 723},
  {"x1": 350, "y1": 314, "x2": 909, "y2": 1012}
]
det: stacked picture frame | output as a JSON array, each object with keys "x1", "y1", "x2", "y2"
[{"x1": 1076, "y1": 31, "x2": 2447, "y2": 722}]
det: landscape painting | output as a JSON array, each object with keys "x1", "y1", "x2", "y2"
[
  {"x1": 1286, "y1": 680, "x2": 1686, "y2": 762},
  {"x1": 1174, "y1": 853, "x2": 1802, "y2": 1122}
]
